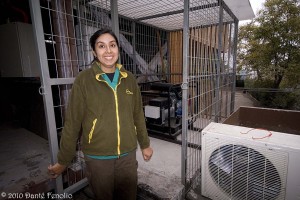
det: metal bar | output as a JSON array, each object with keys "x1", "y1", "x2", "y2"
[
  {"x1": 226, "y1": 23, "x2": 233, "y2": 117},
  {"x1": 29, "y1": 0, "x2": 63, "y2": 193},
  {"x1": 111, "y1": 0, "x2": 120, "y2": 37},
  {"x1": 131, "y1": 21, "x2": 137, "y2": 75},
  {"x1": 48, "y1": 78, "x2": 75, "y2": 85},
  {"x1": 181, "y1": 0, "x2": 189, "y2": 188},
  {"x1": 231, "y1": 20, "x2": 239, "y2": 113},
  {"x1": 111, "y1": 0, "x2": 121, "y2": 63},
  {"x1": 63, "y1": 178, "x2": 89, "y2": 194},
  {"x1": 221, "y1": 0, "x2": 238, "y2": 22},
  {"x1": 214, "y1": 0, "x2": 224, "y2": 122},
  {"x1": 119, "y1": 30, "x2": 133, "y2": 36},
  {"x1": 170, "y1": 21, "x2": 234, "y2": 32},
  {"x1": 137, "y1": 3, "x2": 218, "y2": 21},
  {"x1": 166, "y1": 31, "x2": 171, "y2": 82},
  {"x1": 116, "y1": 13, "x2": 169, "y2": 32}
]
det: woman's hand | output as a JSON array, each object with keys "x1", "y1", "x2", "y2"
[
  {"x1": 142, "y1": 147, "x2": 153, "y2": 162},
  {"x1": 48, "y1": 163, "x2": 66, "y2": 179}
]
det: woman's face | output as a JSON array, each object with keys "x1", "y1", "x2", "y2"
[{"x1": 93, "y1": 33, "x2": 119, "y2": 73}]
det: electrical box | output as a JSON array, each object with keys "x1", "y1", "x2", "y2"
[{"x1": 0, "y1": 22, "x2": 39, "y2": 77}]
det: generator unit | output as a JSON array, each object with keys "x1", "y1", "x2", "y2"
[{"x1": 142, "y1": 82, "x2": 182, "y2": 139}]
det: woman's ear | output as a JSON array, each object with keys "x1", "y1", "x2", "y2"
[{"x1": 92, "y1": 51, "x2": 97, "y2": 58}]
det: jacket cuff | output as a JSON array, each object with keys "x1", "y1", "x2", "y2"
[{"x1": 140, "y1": 140, "x2": 150, "y2": 150}]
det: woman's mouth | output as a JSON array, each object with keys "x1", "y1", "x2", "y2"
[{"x1": 104, "y1": 56, "x2": 113, "y2": 60}]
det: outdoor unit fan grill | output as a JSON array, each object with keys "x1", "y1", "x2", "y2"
[{"x1": 203, "y1": 137, "x2": 288, "y2": 200}]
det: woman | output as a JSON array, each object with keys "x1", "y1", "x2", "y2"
[{"x1": 48, "y1": 29, "x2": 153, "y2": 200}]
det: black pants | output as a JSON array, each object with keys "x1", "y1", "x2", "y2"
[{"x1": 85, "y1": 151, "x2": 138, "y2": 200}]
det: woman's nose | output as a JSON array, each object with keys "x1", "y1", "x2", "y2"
[{"x1": 106, "y1": 46, "x2": 111, "y2": 53}]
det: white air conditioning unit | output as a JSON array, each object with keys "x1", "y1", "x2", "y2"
[{"x1": 201, "y1": 122, "x2": 300, "y2": 200}]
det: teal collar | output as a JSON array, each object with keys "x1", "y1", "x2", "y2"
[{"x1": 102, "y1": 68, "x2": 120, "y2": 90}]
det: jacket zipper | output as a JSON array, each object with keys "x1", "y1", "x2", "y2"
[
  {"x1": 114, "y1": 77, "x2": 124, "y2": 157},
  {"x1": 113, "y1": 90, "x2": 121, "y2": 156},
  {"x1": 96, "y1": 75, "x2": 125, "y2": 157},
  {"x1": 88, "y1": 118, "x2": 97, "y2": 144}
]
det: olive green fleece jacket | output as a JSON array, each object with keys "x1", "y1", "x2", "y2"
[{"x1": 57, "y1": 62, "x2": 150, "y2": 165}]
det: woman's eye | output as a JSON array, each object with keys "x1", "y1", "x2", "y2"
[
  {"x1": 111, "y1": 44, "x2": 116, "y2": 48},
  {"x1": 99, "y1": 45, "x2": 105, "y2": 48}
]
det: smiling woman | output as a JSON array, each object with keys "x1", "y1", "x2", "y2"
[{"x1": 48, "y1": 28, "x2": 153, "y2": 200}]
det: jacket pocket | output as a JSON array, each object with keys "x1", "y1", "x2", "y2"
[{"x1": 88, "y1": 118, "x2": 97, "y2": 144}]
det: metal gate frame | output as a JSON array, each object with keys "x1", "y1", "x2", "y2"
[
  {"x1": 180, "y1": 0, "x2": 239, "y2": 196},
  {"x1": 29, "y1": 0, "x2": 108, "y2": 194}
]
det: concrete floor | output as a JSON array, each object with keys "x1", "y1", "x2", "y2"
[
  {"x1": 0, "y1": 128, "x2": 53, "y2": 195},
  {"x1": 0, "y1": 91, "x2": 256, "y2": 200},
  {"x1": 137, "y1": 137, "x2": 183, "y2": 199},
  {"x1": 135, "y1": 91, "x2": 257, "y2": 200}
]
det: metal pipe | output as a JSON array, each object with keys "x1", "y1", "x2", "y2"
[
  {"x1": 231, "y1": 20, "x2": 239, "y2": 113},
  {"x1": 111, "y1": 0, "x2": 121, "y2": 64},
  {"x1": 64, "y1": 178, "x2": 88, "y2": 195},
  {"x1": 181, "y1": 0, "x2": 189, "y2": 189},
  {"x1": 132, "y1": 21, "x2": 137, "y2": 74},
  {"x1": 215, "y1": 0, "x2": 224, "y2": 122}
]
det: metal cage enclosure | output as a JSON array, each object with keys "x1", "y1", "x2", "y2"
[{"x1": 29, "y1": 0, "x2": 241, "y2": 198}]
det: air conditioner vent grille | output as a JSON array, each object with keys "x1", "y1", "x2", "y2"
[{"x1": 204, "y1": 137, "x2": 288, "y2": 200}]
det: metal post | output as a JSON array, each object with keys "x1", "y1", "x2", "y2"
[
  {"x1": 29, "y1": 0, "x2": 63, "y2": 193},
  {"x1": 231, "y1": 20, "x2": 239, "y2": 113},
  {"x1": 132, "y1": 21, "x2": 137, "y2": 74},
  {"x1": 215, "y1": 0, "x2": 224, "y2": 122},
  {"x1": 166, "y1": 32, "x2": 171, "y2": 82},
  {"x1": 110, "y1": 0, "x2": 121, "y2": 63},
  {"x1": 181, "y1": 0, "x2": 189, "y2": 188},
  {"x1": 110, "y1": 0, "x2": 120, "y2": 37}
]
